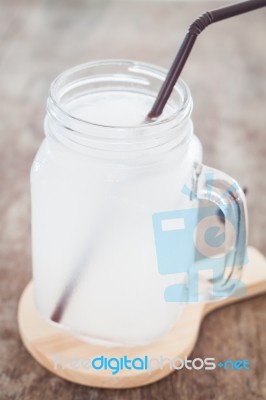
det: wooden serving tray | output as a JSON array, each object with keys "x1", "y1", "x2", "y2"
[{"x1": 18, "y1": 247, "x2": 266, "y2": 389}]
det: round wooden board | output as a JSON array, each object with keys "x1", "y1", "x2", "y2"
[{"x1": 18, "y1": 247, "x2": 266, "y2": 389}]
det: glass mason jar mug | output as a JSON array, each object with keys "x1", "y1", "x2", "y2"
[{"x1": 31, "y1": 60, "x2": 248, "y2": 347}]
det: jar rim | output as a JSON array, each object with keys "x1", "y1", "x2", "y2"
[{"x1": 48, "y1": 59, "x2": 192, "y2": 133}]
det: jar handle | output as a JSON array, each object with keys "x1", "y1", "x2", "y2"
[{"x1": 191, "y1": 162, "x2": 248, "y2": 301}]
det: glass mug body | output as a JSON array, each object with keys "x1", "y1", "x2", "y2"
[{"x1": 31, "y1": 60, "x2": 247, "y2": 347}]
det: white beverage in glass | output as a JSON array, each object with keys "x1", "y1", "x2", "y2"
[{"x1": 31, "y1": 61, "x2": 247, "y2": 347}]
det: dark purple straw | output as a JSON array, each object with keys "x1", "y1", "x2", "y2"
[
  {"x1": 51, "y1": 0, "x2": 265, "y2": 325},
  {"x1": 147, "y1": 0, "x2": 266, "y2": 120}
]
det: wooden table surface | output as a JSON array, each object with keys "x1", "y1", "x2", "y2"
[{"x1": 0, "y1": 0, "x2": 266, "y2": 399}]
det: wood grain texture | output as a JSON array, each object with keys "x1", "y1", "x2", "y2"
[
  {"x1": 16, "y1": 248, "x2": 266, "y2": 389},
  {"x1": 0, "y1": 0, "x2": 266, "y2": 399}
]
